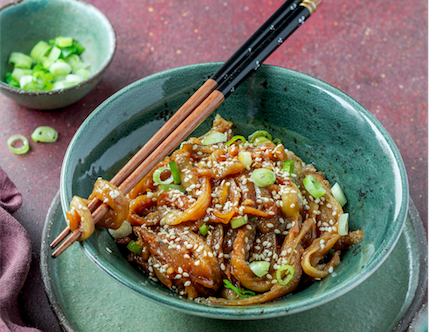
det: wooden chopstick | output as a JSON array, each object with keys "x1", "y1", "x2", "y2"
[
  {"x1": 51, "y1": 0, "x2": 321, "y2": 258},
  {"x1": 50, "y1": 0, "x2": 304, "y2": 250}
]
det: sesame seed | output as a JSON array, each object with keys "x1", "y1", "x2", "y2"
[{"x1": 184, "y1": 281, "x2": 191, "y2": 287}]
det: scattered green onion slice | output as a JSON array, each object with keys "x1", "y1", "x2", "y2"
[
  {"x1": 5, "y1": 73, "x2": 19, "y2": 87},
  {"x1": 225, "y1": 135, "x2": 246, "y2": 147},
  {"x1": 231, "y1": 215, "x2": 248, "y2": 229},
  {"x1": 4, "y1": 37, "x2": 91, "y2": 91},
  {"x1": 199, "y1": 223, "x2": 209, "y2": 236},
  {"x1": 7, "y1": 134, "x2": 30, "y2": 155},
  {"x1": 8, "y1": 52, "x2": 33, "y2": 69},
  {"x1": 249, "y1": 261, "x2": 270, "y2": 277},
  {"x1": 55, "y1": 36, "x2": 73, "y2": 48},
  {"x1": 31, "y1": 126, "x2": 58, "y2": 143},
  {"x1": 272, "y1": 138, "x2": 282, "y2": 145},
  {"x1": 48, "y1": 46, "x2": 62, "y2": 61},
  {"x1": 276, "y1": 264, "x2": 295, "y2": 285},
  {"x1": 49, "y1": 60, "x2": 72, "y2": 76},
  {"x1": 53, "y1": 80, "x2": 77, "y2": 90},
  {"x1": 160, "y1": 184, "x2": 186, "y2": 193},
  {"x1": 126, "y1": 240, "x2": 143, "y2": 255},
  {"x1": 238, "y1": 151, "x2": 252, "y2": 169},
  {"x1": 331, "y1": 183, "x2": 347, "y2": 207},
  {"x1": 153, "y1": 166, "x2": 173, "y2": 185},
  {"x1": 223, "y1": 279, "x2": 255, "y2": 298},
  {"x1": 303, "y1": 175, "x2": 326, "y2": 198},
  {"x1": 253, "y1": 136, "x2": 271, "y2": 146},
  {"x1": 74, "y1": 68, "x2": 91, "y2": 79},
  {"x1": 283, "y1": 160, "x2": 294, "y2": 175},
  {"x1": 19, "y1": 75, "x2": 35, "y2": 90},
  {"x1": 251, "y1": 168, "x2": 276, "y2": 187},
  {"x1": 202, "y1": 131, "x2": 227, "y2": 145},
  {"x1": 30, "y1": 41, "x2": 51, "y2": 62},
  {"x1": 248, "y1": 130, "x2": 273, "y2": 143},
  {"x1": 338, "y1": 213, "x2": 349, "y2": 236},
  {"x1": 168, "y1": 161, "x2": 181, "y2": 184}
]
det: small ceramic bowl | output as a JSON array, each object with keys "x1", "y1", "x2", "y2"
[
  {"x1": 60, "y1": 63, "x2": 408, "y2": 319},
  {"x1": 0, "y1": 0, "x2": 116, "y2": 110}
]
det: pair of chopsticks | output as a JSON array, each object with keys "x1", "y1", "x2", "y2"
[{"x1": 50, "y1": 0, "x2": 322, "y2": 258}]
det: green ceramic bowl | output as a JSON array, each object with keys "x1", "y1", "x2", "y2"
[
  {"x1": 60, "y1": 63, "x2": 408, "y2": 319},
  {"x1": 0, "y1": 0, "x2": 116, "y2": 110}
]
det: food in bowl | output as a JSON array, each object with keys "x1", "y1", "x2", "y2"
[
  {"x1": 65, "y1": 114, "x2": 363, "y2": 305},
  {"x1": 4, "y1": 36, "x2": 91, "y2": 91}
]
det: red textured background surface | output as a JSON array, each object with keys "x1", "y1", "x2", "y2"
[{"x1": 0, "y1": 0, "x2": 426, "y2": 330}]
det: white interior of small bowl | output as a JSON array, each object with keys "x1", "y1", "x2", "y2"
[{"x1": 59, "y1": 63, "x2": 408, "y2": 319}]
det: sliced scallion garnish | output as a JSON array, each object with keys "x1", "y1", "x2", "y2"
[
  {"x1": 49, "y1": 60, "x2": 72, "y2": 76},
  {"x1": 338, "y1": 213, "x2": 349, "y2": 236},
  {"x1": 199, "y1": 223, "x2": 209, "y2": 236},
  {"x1": 153, "y1": 166, "x2": 174, "y2": 185},
  {"x1": 253, "y1": 136, "x2": 271, "y2": 146},
  {"x1": 7, "y1": 134, "x2": 30, "y2": 155},
  {"x1": 248, "y1": 130, "x2": 272, "y2": 143},
  {"x1": 283, "y1": 159, "x2": 294, "y2": 175},
  {"x1": 202, "y1": 131, "x2": 227, "y2": 145},
  {"x1": 238, "y1": 151, "x2": 252, "y2": 169},
  {"x1": 11, "y1": 68, "x2": 32, "y2": 82},
  {"x1": 331, "y1": 183, "x2": 347, "y2": 207},
  {"x1": 55, "y1": 36, "x2": 73, "y2": 48},
  {"x1": 19, "y1": 75, "x2": 35, "y2": 90},
  {"x1": 48, "y1": 46, "x2": 62, "y2": 61},
  {"x1": 225, "y1": 135, "x2": 246, "y2": 147},
  {"x1": 249, "y1": 261, "x2": 270, "y2": 277},
  {"x1": 160, "y1": 184, "x2": 186, "y2": 193},
  {"x1": 168, "y1": 161, "x2": 181, "y2": 184},
  {"x1": 30, "y1": 41, "x2": 51, "y2": 62},
  {"x1": 223, "y1": 279, "x2": 255, "y2": 298},
  {"x1": 126, "y1": 240, "x2": 143, "y2": 255},
  {"x1": 31, "y1": 126, "x2": 58, "y2": 143},
  {"x1": 4, "y1": 37, "x2": 91, "y2": 91},
  {"x1": 8, "y1": 52, "x2": 33, "y2": 69},
  {"x1": 276, "y1": 264, "x2": 294, "y2": 285},
  {"x1": 230, "y1": 215, "x2": 248, "y2": 229},
  {"x1": 250, "y1": 168, "x2": 276, "y2": 187},
  {"x1": 303, "y1": 175, "x2": 326, "y2": 198}
]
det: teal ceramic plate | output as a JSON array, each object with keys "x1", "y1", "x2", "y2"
[
  {"x1": 41, "y1": 194, "x2": 427, "y2": 331},
  {"x1": 58, "y1": 64, "x2": 409, "y2": 319}
]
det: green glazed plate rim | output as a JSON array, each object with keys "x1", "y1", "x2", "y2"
[
  {"x1": 59, "y1": 63, "x2": 409, "y2": 318},
  {"x1": 41, "y1": 193, "x2": 427, "y2": 330}
]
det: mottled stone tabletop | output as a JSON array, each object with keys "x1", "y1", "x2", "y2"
[{"x1": 0, "y1": 0, "x2": 426, "y2": 331}]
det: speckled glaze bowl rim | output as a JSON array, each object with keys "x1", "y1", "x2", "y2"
[
  {"x1": 0, "y1": 0, "x2": 116, "y2": 96},
  {"x1": 60, "y1": 62, "x2": 409, "y2": 319}
]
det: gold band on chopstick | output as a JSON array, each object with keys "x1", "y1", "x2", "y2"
[{"x1": 300, "y1": 0, "x2": 320, "y2": 15}]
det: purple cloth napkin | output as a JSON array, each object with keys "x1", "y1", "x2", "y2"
[{"x1": 0, "y1": 167, "x2": 40, "y2": 332}]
